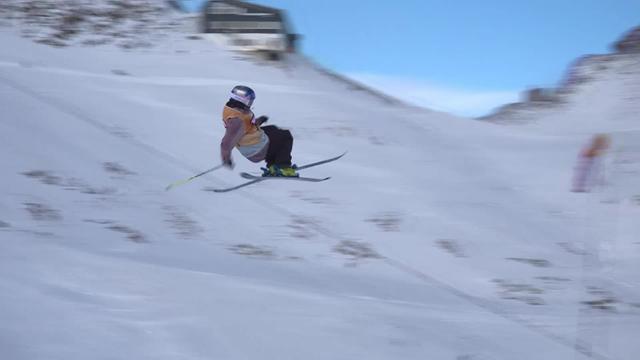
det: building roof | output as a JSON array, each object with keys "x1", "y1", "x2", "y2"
[
  {"x1": 203, "y1": 0, "x2": 293, "y2": 35},
  {"x1": 206, "y1": 0, "x2": 284, "y2": 17}
]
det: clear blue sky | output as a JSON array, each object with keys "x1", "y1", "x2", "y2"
[{"x1": 181, "y1": 0, "x2": 640, "y2": 116}]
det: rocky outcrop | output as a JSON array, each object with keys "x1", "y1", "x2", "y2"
[
  {"x1": 524, "y1": 87, "x2": 560, "y2": 103},
  {"x1": 614, "y1": 26, "x2": 640, "y2": 54},
  {"x1": 0, "y1": 0, "x2": 180, "y2": 48},
  {"x1": 559, "y1": 54, "x2": 618, "y2": 89}
]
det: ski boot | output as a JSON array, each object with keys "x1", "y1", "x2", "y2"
[{"x1": 261, "y1": 164, "x2": 299, "y2": 177}]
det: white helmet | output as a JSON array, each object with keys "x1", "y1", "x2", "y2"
[{"x1": 229, "y1": 85, "x2": 256, "y2": 108}]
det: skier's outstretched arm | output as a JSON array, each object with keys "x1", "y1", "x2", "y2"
[{"x1": 220, "y1": 117, "x2": 244, "y2": 168}]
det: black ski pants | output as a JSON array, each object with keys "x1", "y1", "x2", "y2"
[{"x1": 262, "y1": 125, "x2": 293, "y2": 167}]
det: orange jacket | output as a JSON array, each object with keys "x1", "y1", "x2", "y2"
[
  {"x1": 222, "y1": 106, "x2": 262, "y2": 146},
  {"x1": 220, "y1": 106, "x2": 268, "y2": 164}
]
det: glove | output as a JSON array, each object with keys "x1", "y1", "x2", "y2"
[
  {"x1": 223, "y1": 157, "x2": 234, "y2": 169},
  {"x1": 254, "y1": 116, "x2": 269, "y2": 127}
]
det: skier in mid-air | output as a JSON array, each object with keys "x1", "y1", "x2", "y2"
[
  {"x1": 165, "y1": 85, "x2": 342, "y2": 191},
  {"x1": 219, "y1": 85, "x2": 299, "y2": 177}
]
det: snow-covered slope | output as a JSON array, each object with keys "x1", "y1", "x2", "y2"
[{"x1": 1, "y1": 20, "x2": 639, "y2": 360}]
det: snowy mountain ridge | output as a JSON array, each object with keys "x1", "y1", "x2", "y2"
[{"x1": 480, "y1": 26, "x2": 640, "y2": 131}]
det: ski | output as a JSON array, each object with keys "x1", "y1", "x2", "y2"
[
  {"x1": 203, "y1": 175, "x2": 330, "y2": 193},
  {"x1": 294, "y1": 151, "x2": 347, "y2": 171},
  {"x1": 203, "y1": 152, "x2": 345, "y2": 193},
  {"x1": 203, "y1": 178, "x2": 267, "y2": 193},
  {"x1": 240, "y1": 173, "x2": 331, "y2": 182}
]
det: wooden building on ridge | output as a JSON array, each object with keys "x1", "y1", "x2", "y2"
[{"x1": 201, "y1": 0, "x2": 298, "y2": 55}]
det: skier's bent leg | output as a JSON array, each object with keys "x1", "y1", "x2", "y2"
[
  {"x1": 276, "y1": 129, "x2": 293, "y2": 167},
  {"x1": 263, "y1": 125, "x2": 293, "y2": 167}
]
